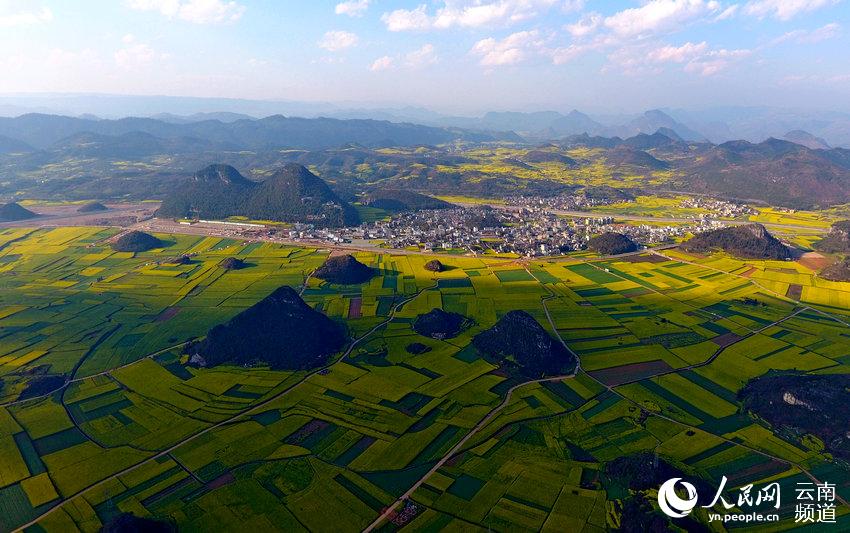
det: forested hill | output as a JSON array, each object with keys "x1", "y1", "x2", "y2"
[{"x1": 157, "y1": 163, "x2": 359, "y2": 227}]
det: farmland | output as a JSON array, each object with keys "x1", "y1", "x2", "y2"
[{"x1": 1, "y1": 227, "x2": 849, "y2": 532}]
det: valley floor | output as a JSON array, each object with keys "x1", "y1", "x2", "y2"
[{"x1": 0, "y1": 226, "x2": 849, "y2": 532}]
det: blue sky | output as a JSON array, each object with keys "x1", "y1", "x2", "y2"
[{"x1": 1, "y1": 0, "x2": 848, "y2": 113}]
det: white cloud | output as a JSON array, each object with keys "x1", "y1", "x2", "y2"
[
  {"x1": 382, "y1": 4, "x2": 432, "y2": 31},
  {"x1": 683, "y1": 47, "x2": 750, "y2": 75},
  {"x1": 609, "y1": 40, "x2": 749, "y2": 75},
  {"x1": 370, "y1": 45, "x2": 438, "y2": 71},
  {"x1": 406, "y1": 44, "x2": 438, "y2": 67},
  {"x1": 714, "y1": 4, "x2": 740, "y2": 19},
  {"x1": 318, "y1": 30, "x2": 359, "y2": 51},
  {"x1": 0, "y1": 3, "x2": 52, "y2": 27},
  {"x1": 114, "y1": 42, "x2": 158, "y2": 69},
  {"x1": 566, "y1": 12, "x2": 602, "y2": 37},
  {"x1": 647, "y1": 41, "x2": 709, "y2": 62},
  {"x1": 382, "y1": 0, "x2": 558, "y2": 31},
  {"x1": 744, "y1": 0, "x2": 837, "y2": 20},
  {"x1": 127, "y1": 0, "x2": 245, "y2": 24},
  {"x1": 471, "y1": 30, "x2": 545, "y2": 65},
  {"x1": 561, "y1": 0, "x2": 586, "y2": 13},
  {"x1": 335, "y1": 0, "x2": 369, "y2": 17},
  {"x1": 370, "y1": 55, "x2": 394, "y2": 71},
  {"x1": 603, "y1": 0, "x2": 722, "y2": 38},
  {"x1": 47, "y1": 48, "x2": 99, "y2": 68},
  {"x1": 773, "y1": 22, "x2": 840, "y2": 43}
]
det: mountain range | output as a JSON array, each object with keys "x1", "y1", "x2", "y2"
[
  {"x1": 3, "y1": 95, "x2": 850, "y2": 148},
  {"x1": 0, "y1": 113, "x2": 519, "y2": 152}
]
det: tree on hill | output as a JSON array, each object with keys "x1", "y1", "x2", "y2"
[
  {"x1": 681, "y1": 224, "x2": 789, "y2": 260},
  {"x1": 190, "y1": 286, "x2": 346, "y2": 370},
  {"x1": 473, "y1": 310, "x2": 576, "y2": 378},
  {"x1": 588, "y1": 232, "x2": 638, "y2": 255},
  {"x1": 111, "y1": 231, "x2": 162, "y2": 252},
  {"x1": 219, "y1": 257, "x2": 247, "y2": 270},
  {"x1": 314, "y1": 255, "x2": 375, "y2": 284},
  {"x1": 0, "y1": 202, "x2": 38, "y2": 222},
  {"x1": 424, "y1": 259, "x2": 444, "y2": 272},
  {"x1": 413, "y1": 308, "x2": 470, "y2": 340}
]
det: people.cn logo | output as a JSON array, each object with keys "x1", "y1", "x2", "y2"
[{"x1": 658, "y1": 478, "x2": 699, "y2": 518}]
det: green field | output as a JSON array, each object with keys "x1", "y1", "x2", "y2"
[{"x1": 1, "y1": 227, "x2": 849, "y2": 532}]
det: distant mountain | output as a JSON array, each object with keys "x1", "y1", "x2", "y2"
[
  {"x1": 620, "y1": 131, "x2": 683, "y2": 150},
  {"x1": 783, "y1": 130, "x2": 830, "y2": 150},
  {"x1": 438, "y1": 110, "x2": 605, "y2": 139},
  {"x1": 151, "y1": 112, "x2": 257, "y2": 124},
  {"x1": 0, "y1": 134, "x2": 33, "y2": 154},
  {"x1": 560, "y1": 133, "x2": 623, "y2": 149},
  {"x1": 681, "y1": 138, "x2": 850, "y2": 208},
  {"x1": 49, "y1": 131, "x2": 219, "y2": 158},
  {"x1": 158, "y1": 163, "x2": 358, "y2": 227},
  {"x1": 0, "y1": 202, "x2": 38, "y2": 222},
  {"x1": 621, "y1": 110, "x2": 706, "y2": 142},
  {"x1": 0, "y1": 113, "x2": 518, "y2": 151}
]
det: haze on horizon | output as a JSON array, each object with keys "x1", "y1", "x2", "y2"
[{"x1": 1, "y1": 0, "x2": 849, "y2": 114}]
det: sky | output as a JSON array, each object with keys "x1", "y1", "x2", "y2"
[{"x1": 1, "y1": 0, "x2": 848, "y2": 113}]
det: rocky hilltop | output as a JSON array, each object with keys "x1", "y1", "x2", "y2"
[
  {"x1": 815, "y1": 220, "x2": 850, "y2": 253},
  {"x1": 739, "y1": 373, "x2": 850, "y2": 458},
  {"x1": 681, "y1": 223, "x2": 789, "y2": 259}
]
